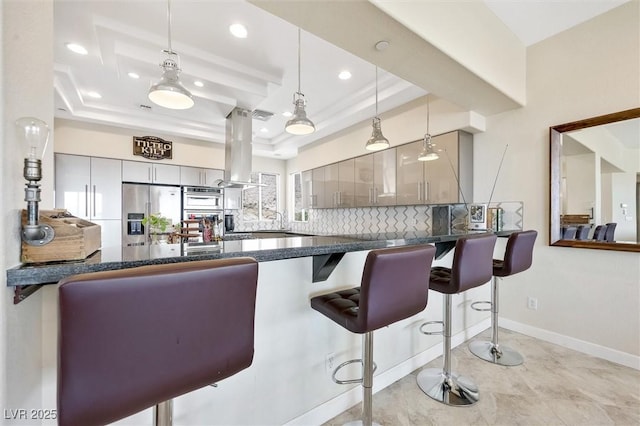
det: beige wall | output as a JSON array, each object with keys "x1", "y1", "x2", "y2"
[{"x1": 473, "y1": 1, "x2": 640, "y2": 358}]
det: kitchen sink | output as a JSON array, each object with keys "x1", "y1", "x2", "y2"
[{"x1": 250, "y1": 230, "x2": 313, "y2": 239}]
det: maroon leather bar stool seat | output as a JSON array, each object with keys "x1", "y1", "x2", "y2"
[
  {"x1": 417, "y1": 234, "x2": 497, "y2": 407},
  {"x1": 469, "y1": 230, "x2": 537, "y2": 366},
  {"x1": 57, "y1": 258, "x2": 258, "y2": 426},
  {"x1": 311, "y1": 245, "x2": 436, "y2": 426}
]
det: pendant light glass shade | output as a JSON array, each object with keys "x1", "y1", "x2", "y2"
[
  {"x1": 148, "y1": 0, "x2": 194, "y2": 110},
  {"x1": 418, "y1": 133, "x2": 439, "y2": 161},
  {"x1": 285, "y1": 92, "x2": 315, "y2": 135},
  {"x1": 365, "y1": 117, "x2": 389, "y2": 151},
  {"x1": 285, "y1": 29, "x2": 315, "y2": 135},
  {"x1": 365, "y1": 67, "x2": 389, "y2": 151}
]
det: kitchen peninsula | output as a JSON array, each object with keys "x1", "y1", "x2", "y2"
[{"x1": 7, "y1": 229, "x2": 511, "y2": 298}]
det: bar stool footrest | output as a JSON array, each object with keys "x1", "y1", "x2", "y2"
[
  {"x1": 332, "y1": 359, "x2": 378, "y2": 385},
  {"x1": 470, "y1": 301, "x2": 492, "y2": 312},
  {"x1": 419, "y1": 320, "x2": 444, "y2": 336}
]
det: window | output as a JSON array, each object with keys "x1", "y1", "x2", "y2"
[
  {"x1": 292, "y1": 172, "x2": 309, "y2": 222},
  {"x1": 242, "y1": 172, "x2": 278, "y2": 221}
]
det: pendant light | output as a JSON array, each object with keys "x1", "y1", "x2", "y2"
[
  {"x1": 285, "y1": 29, "x2": 315, "y2": 135},
  {"x1": 148, "y1": 0, "x2": 194, "y2": 110},
  {"x1": 365, "y1": 67, "x2": 390, "y2": 151},
  {"x1": 418, "y1": 99, "x2": 439, "y2": 161}
]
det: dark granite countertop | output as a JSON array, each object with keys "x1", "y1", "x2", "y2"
[{"x1": 7, "y1": 230, "x2": 511, "y2": 287}]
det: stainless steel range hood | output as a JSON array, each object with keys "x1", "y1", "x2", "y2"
[{"x1": 217, "y1": 107, "x2": 259, "y2": 189}]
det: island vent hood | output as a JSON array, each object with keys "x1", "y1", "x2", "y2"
[{"x1": 217, "y1": 107, "x2": 261, "y2": 189}]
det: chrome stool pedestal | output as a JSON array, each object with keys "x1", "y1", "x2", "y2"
[
  {"x1": 417, "y1": 294, "x2": 479, "y2": 406},
  {"x1": 469, "y1": 230, "x2": 537, "y2": 367},
  {"x1": 469, "y1": 277, "x2": 523, "y2": 366}
]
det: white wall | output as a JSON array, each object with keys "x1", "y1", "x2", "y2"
[{"x1": 1, "y1": 0, "x2": 54, "y2": 420}]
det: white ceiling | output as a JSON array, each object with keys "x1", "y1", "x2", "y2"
[{"x1": 53, "y1": 0, "x2": 628, "y2": 159}]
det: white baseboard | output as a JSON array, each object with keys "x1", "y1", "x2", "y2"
[
  {"x1": 500, "y1": 318, "x2": 640, "y2": 371},
  {"x1": 284, "y1": 318, "x2": 491, "y2": 426}
]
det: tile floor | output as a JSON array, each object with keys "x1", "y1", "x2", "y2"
[{"x1": 323, "y1": 329, "x2": 640, "y2": 425}]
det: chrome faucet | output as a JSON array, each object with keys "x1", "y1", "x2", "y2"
[{"x1": 274, "y1": 211, "x2": 285, "y2": 230}]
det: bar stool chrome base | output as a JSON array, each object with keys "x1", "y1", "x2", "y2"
[
  {"x1": 469, "y1": 340, "x2": 523, "y2": 366},
  {"x1": 416, "y1": 368, "x2": 479, "y2": 406}
]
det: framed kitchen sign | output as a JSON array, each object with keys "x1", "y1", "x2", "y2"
[
  {"x1": 133, "y1": 136, "x2": 173, "y2": 160},
  {"x1": 468, "y1": 203, "x2": 488, "y2": 230}
]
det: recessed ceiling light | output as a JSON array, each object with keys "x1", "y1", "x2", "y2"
[
  {"x1": 229, "y1": 24, "x2": 248, "y2": 39},
  {"x1": 128, "y1": 72, "x2": 140, "y2": 79},
  {"x1": 194, "y1": 80, "x2": 204, "y2": 87},
  {"x1": 282, "y1": 111, "x2": 293, "y2": 117},
  {"x1": 260, "y1": 127, "x2": 269, "y2": 133},
  {"x1": 66, "y1": 43, "x2": 88, "y2": 55},
  {"x1": 87, "y1": 91, "x2": 102, "y2": 99},
  {"x1": 338, "y1": 70, "x2": 352, "y2": 80}
]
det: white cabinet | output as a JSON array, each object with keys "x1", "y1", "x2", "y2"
[
  {"x1": 55, "y1": 154, "x2": 122, "y2": 220},
  {"x1": 55, "y1": 154, "x2": 122, "y2": 249},
  {"x1": 180, "y1": 166, "x2": 224, "y2": 187},
  {"x1": 355, "y1": 149, "x2": 397, "y2": 207},
  {"x1": 122, "y1": 160, "x2": 180, "y2": 185},
  {"x1": 396, "y1": 131, "x2": 473, "y2": 205}
]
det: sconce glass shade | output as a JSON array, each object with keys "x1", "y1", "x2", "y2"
[
  {"x1": 365, "y1": 117, "x2": 390, "y2": 151},
  {"x1": 16, "y1": 117, "x2": 50, "y2": 160},
  {"x1": 148, "y1": 55, "x2": 194, "y2": 110},
  {"x1": 418, "y1": 134, "x2": 439, "y2": 161},
  {"x1": 285, "y1": 93, "x2": 315, "y2": 135}
]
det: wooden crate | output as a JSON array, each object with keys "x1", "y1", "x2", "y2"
[{"x1": 21, "y1": 209, "x2": 101, "y2": 263}]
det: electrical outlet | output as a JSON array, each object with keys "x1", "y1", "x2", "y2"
[
  {"x1": 527, "y1": 296, "x2": 538, "y2": 310},
  {"x1": 325, "y1": 353, "x2": 336, "y2": 374}
]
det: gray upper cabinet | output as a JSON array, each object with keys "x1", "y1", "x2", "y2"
[
  {"x1": 311, "y1": 167, "x2": 326, "y2": 208},
  {"x1": 55, "y1": 153, "x2": 122, "y2": 220},
  {"x1": 396, "y1": 131, "x2": 473, "y2": 205},
  {"x1": 355, "y1": 149, "x2": 397, "y2": 207},
  {"x1": 303, "y1": 130, "x2": 472, "y2": 209},
  {"x1": 323, "y1": 159, "x2": 355, "y2": 208},
  {"x1": 301, "y1": 170, "x2": 313, "y2": 210},
  {"x1": 122, "y1": 160, "x2": 180, "y2": 185},
  {"x1": 180, "y1": 166, "x2": 224, "y2": 187}
]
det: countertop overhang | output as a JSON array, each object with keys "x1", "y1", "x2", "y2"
[{"x1": 7, "y1": 230, "x2": 512, "y2": 301}]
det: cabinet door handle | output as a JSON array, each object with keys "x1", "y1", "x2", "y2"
[
  {"x1": 369, "y1": 188, "x2": 373, "y2": 204},
  {"x1": 154, "y1": 168, "x2": 157, "y2": 182},
  {"x1": 417, "y1": 182, "x2": 422, "y2": 201},
  {"x1": 85, "y1": 184, "x2": 89, "y2": 217},
  {"x1": 425, "y1": 181, "x2": 429, "y2": 201},
  {"x1": 148, "y1": 167, "x2": 151, "y2": 182},
  {"x1": 92, "y1": 185, "x2": 96, "y2": 217},
  {"x1": 374, "y1": 187, "x2": 378, "y2": 204}
]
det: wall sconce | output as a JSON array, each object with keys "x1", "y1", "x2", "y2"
[{"x1": 17, "y1": 117, "x2": 55, "y2": 246}]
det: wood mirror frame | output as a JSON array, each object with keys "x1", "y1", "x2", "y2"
[{"x1": 549, "y1": 107, "x2": 640, "y2": 252}]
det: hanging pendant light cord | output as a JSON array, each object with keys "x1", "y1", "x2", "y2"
[
  {"x1": 375, "y1": 67, "x2": 379, "y2": 117},
  {"x1": 297, "y1": 28, "x2": 301, "y2": 94},
  {"x1": 426, "y1": 99, "x2": 430, "y2": 135},
  {"x1": 166, "y1": 0, "x2": 174, "y2": 55}
]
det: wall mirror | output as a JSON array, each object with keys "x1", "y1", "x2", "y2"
[{"x1": 550, "y1": 108, "x2": 640, "y2": 252}]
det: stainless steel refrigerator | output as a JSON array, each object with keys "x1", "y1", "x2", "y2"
[{"x1": 122, "y1": 183, "x2": 181, "y2": 248}]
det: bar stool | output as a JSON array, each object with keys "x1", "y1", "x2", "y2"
[
  {"x1": 311, "y1": 245, "x2": 436, "y2": 426},
  {"x1": 469, "y1": 230, "x2": 537, "y2": 366},
  {"x1": 575, "y1": 225, "x2": 590, "y2": 240},
  {"x1": 57, "y1": 258, "x2": 258, "y2": 426},
  {"x1": 604, "y1": 222, "x2": 617, "y2": 242},
  {"x1": 417, "y1": 234, "x2": 497, "y2": 406}
]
